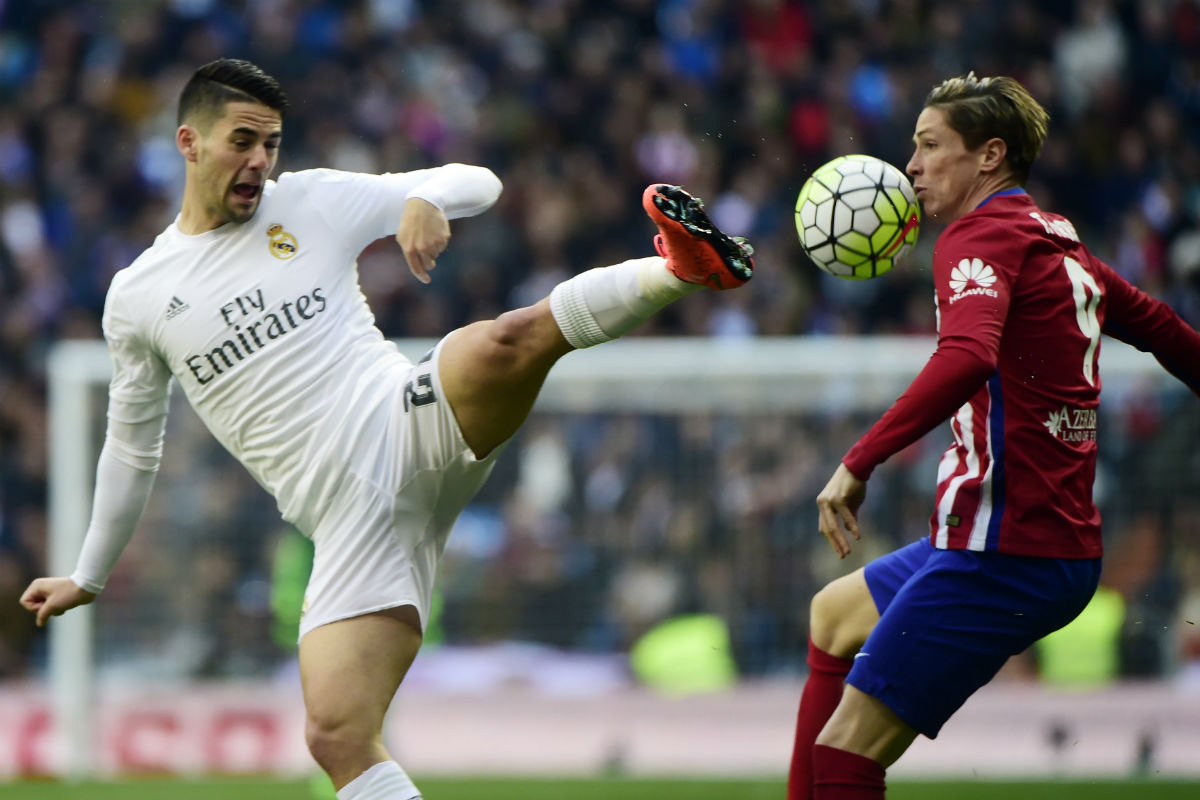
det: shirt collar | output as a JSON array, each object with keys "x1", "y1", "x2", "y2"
[{"x1": 975, "y1": 186, "x2": 1027, "y2": 209}]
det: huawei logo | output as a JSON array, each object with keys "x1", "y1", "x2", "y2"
[
  {"x1": 950, "y1": 258, "x2": 996, "y2": 292},
  {"x1": 948, "y1": 258, "x2": 999, "y2": 303}
]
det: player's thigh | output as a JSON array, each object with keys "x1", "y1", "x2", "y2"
[
  {"x1": 810, "y1": 568, "x2": 878, "y2": 658},
  {"x1": 299, "y1": 607, "x2": 423, "y2": 733},
  {"x1": 847, "y1": 548, "x2": 1100, "y2": 739},
  {"x1": 437, "y1": 298, "x2": 572, "y2": 457},
  {"x1": 810, "y1": 539, "x2": 932, "y2": 657},
  {"x1": 817, "y1": 684, "x2": 918, "y2": 767}
]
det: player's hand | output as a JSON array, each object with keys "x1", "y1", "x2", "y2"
[
  {"x1": 816, "y1": 462, "x2": 867, "y2": 559},
  {"x1": 396, "y1": 198, "x2": 451, "y2": 285},
  {"x1": 19, "y1": 577, "x2": 97, "y2": 627}
]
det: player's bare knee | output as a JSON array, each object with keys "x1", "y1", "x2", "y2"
[
  {"x1": 304, "y1": 713, "x2": 372, "y2": 774},
  {"x1": 483, "y1": 307, "x2": 561, "y2": 371},
  {"x1": 809, "y1": 582, "x2": 844, "y2": 653},
  {"x1": 810, "y1": 575, "x2": 874, "y2": 658},
  {"x1": 492, "y1": 305, "x2": 544, "y2": 345},
  {"x1": 479, "y1": 311, "x2": 526, "y2": 362}
]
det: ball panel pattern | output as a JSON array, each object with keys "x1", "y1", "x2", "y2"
[{"x1": 794, "y1": 154, "x2": 920, "y2": 279}]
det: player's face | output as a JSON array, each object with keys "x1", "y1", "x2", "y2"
[
  {"x1": 906, "y1": 107, "x2": 985, "y2": 223},
  {"x1": 188, "y1": 101, "x2": 282, "y2": 228}
]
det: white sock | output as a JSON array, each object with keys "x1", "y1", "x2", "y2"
[
  {"x1": 549, "y1": 256, "x2": 700, "y2": 349},
  {"x1": 336, "y1": 761, "x2": 421, "y2": 800}
]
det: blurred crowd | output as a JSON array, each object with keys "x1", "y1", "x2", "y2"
[{"x1": 2, "y1": 0, "x2": 1200, "y2": 683}]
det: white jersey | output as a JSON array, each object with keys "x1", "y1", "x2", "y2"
[{"x1": 100, "y1": 165, "x2": 500, "y2": 537}]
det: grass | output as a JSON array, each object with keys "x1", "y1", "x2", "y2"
[{"x1": 3, "y1": 777, "x2": 1200, "y2": 800}]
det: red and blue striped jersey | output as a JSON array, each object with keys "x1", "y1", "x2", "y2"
[{"x1": 843, "y1": 190, "x2": 1200, "y2": 558}]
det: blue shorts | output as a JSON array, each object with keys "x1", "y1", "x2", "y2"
[{"x1": 846, "y1": 538, "x2": 1101, "y2": 738}]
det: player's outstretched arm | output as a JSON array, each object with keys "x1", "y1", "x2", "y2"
[
  {"x1": 395, "y1": 197, "x2": 450, "y2": 284},
  {"x1": 20, "y1": 577, "x2": 97, "y2": 627},
  {"x1": 393, "y1": 163, "x2": 501, "y2": 283},
  {"x1": 1093, "y1": 255, "x2": 1200, "y2": 396},
  {"x1": 816, "y1": 462, "x2": 867, "y2": 559}
]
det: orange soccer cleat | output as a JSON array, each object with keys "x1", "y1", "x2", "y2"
[{"x1": 642, "y1": 183, "x2": 754, "y2": 290}]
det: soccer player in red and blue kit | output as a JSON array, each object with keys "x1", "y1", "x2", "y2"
[{"x1": 786, "y1": 73, "x2": 1200, "y2": 799}]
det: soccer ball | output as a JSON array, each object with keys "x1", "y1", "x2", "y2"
[{"x1": 794, "y1": 154, "x2": 920, "y2": 279}]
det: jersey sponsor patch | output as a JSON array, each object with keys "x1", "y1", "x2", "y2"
[
  {"x1": 948, "y1": 257, "x2": 999, "y2": 303},
  {"x1": 183, "y1": 286, "x2": 328, "y2": 386},
  {"x1": 1042, "y1": 405, "x2": 1097, "y2": 442}
]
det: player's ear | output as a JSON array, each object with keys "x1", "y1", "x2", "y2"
[
  {"x1": 980, "y1": 137, "x2": 1008, "y2": 175},
  {"x1": 177, "y1": 125, "x2": 199, "y2": 163}
]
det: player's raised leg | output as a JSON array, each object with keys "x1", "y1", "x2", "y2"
[
  {"x1": 299, "y1": 606, "x2": 424, "y2": 799},
  {"x1": 436, "y1": 183, "x2": 754, "y2": 458}
]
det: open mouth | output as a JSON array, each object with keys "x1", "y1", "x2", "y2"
[{"x1": 232, "y1": 183, "x2": 261, "y2": 202}]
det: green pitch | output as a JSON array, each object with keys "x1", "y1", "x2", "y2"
[{"x1": 3, "y1": 777, "x2": 1200, "y2": 799}]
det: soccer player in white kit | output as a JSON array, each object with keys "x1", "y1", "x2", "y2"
[{"x1": 19, "y1": 59, "x2": 754, "y2": 799}]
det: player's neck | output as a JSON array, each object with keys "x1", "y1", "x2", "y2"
[
  {"x1": 178, "y1": 183, "x2": 229, "y2": 236},
  {"x1": 962, "y1": 174, "x2": 1021, "y2": 219},
  {"x1": 177, "y1": 205, "x2": 226, "y2": 236}
]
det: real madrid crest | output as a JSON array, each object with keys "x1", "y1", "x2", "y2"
[{"x1": 266, "y1": 223, "x2": 298, "y2": 260}]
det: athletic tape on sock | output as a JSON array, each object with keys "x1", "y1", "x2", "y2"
[{"x1": 549, "y1": 280, "x2": 613, "y2": 349}]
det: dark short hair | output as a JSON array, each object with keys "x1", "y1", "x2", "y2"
[
  {"x1": 925, "y1": 73, "x2": 1049, "y2": 185},
  {"x1": 177, "y1": 58, "x2": 289, "y2": 130}
]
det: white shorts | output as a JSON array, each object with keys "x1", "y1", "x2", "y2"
[{"x1": 298, "y1": 334, "x2": 503, "y2": 640}]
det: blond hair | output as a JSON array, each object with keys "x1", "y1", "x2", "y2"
[{"x1": 925, "y1": 73, "x2": 1049, "y2": 184}]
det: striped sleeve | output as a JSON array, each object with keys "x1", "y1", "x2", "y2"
[{"x1": 842, "y1": 342, "x2": 994, "y2": 479}]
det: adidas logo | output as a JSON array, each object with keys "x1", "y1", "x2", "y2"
[{"x1": 165, "y1": 295, "x2": 190, "y2": 320}]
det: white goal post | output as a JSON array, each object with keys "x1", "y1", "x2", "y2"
[{"x1": 44, "y1": 335, "x2": 1173, "y2": 778}]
